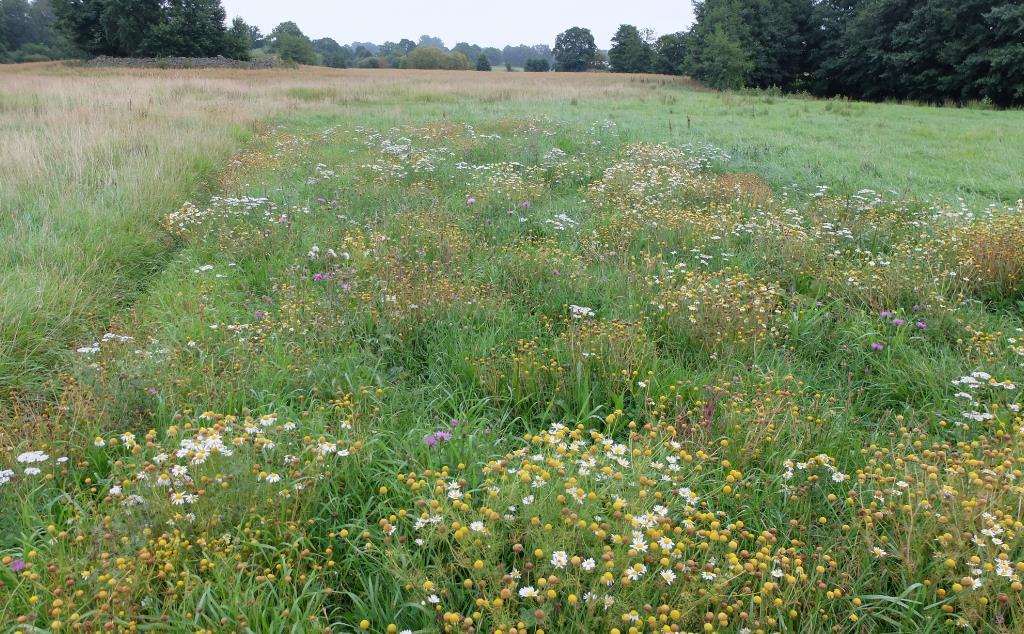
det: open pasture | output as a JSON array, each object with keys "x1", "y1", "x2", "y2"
[{"x1": 2, "y1": 64, "x2": 1024, "y2": 633}]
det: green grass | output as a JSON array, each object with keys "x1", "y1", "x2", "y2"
[{"x1": 2, "y1": 69, "x2": 1024, "y2": 633}]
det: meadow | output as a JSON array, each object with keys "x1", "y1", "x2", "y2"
[{"x1": 2, "y1": 62, "x2": 1024, "y2": 633}]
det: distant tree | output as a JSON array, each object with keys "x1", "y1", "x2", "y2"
[
  {"x1": 246, "y1": 23, "x2": 263, "y2": 47},
  {"x1": 270, "y1": 21, "x2": 317, "y2": 64},
  {"x1": 403, "y1": 45, "x2": 468, "y2": 69},
  {"x1": 553, "y1": 26, "x2": 596, "y2": 71},
  {"x1": 481, "y1": 46, "x2": 502, "y2": 66},
  {"x1": 608, "y1": 24, "x2": 652, "y2": 73},
  {"x1": 475, "y1": 52, "x2": 491, "y2": 71},
  {"x1": 350, "y1": 41, "x2": 379, "y2": 55},
  {"x1": 505, "y1": 61, "x2": 512, "y2": 71},
  {"x1": 1, "y1": 0, "x2": 77, "y2": 60},
  {"x1": 452, "y1": 41, "x2": 481, "y2": 63},
  {"x1": 652, "y1": 31, "x2": 687, "y2": 75},
  {"x1": 312, "y1": 37, "x2": 351, "y2": 68},
  {"x1": 353, "y1": 44, "x2": 371, "y2": 59},
  {"x1": 397, "y1": 38, "x2": 415, "y2": 54},
  {"x1": 524, "y1": 57, "x2": 549, "y2": 72},
  {"x1": 223, "y1": 16, "x2": 251, "y2": 60},
  {"x1": 417, "y1": 34, "x2": 445, "y2": 50},
  {"x1": 355, "y1": 56, "x2": 384, "y2": 68}
]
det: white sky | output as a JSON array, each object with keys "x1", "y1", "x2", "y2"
[{"x1": 220, "y1": 0, "x2": 696, "y2": 49}]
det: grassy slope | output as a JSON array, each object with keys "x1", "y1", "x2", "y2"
[{"x1": 2, "y1": 68, "x2": 1024, "y2": 632}]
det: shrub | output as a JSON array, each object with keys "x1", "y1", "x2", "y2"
[
  {"x1": 476, "y1": 53, "x2": 491, "y2": 71},
  {"x1": 524, "y1": 58, "x2": 549, "y2": 72},
  {"x1": 403, "y1": 46, "x2": 469, "y2": 70}
]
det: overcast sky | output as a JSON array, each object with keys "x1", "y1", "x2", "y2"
[{"x1": 220, "y1": 1, "x2": 696, "y2": 49}]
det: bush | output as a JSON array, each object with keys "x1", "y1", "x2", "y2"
[
  {"x1": 403, "y1": 45, "x2": 469, "y2": 70},
  {"x1": 475, "y1": 53, "x2": 491, "y2": 71},
  {"x1": 524, "y1": 58, "x2": 549, "y2": 72}
]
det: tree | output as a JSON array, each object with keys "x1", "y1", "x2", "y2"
[
  {"x1": 696, "y1": 25, "x2": 752, "y2": 89},
  {"x1": 403, "y1": 45, "x2": 468, "y2": 69},
  {"x1": 99, "y1": 0, "x2": 162, "y2": 55},
  {"x1": 312, "y1": 38, "x2": 351, "y2": 68},
  {"x1": 962, "y1": 3, "x2": 1024, "y2": 106},
  {"x1": 417, "y1": 34, "x2": 445, "y2": 50},
  {"x1": 452, "y1": 41, "x2": 481, "y2": 63},
  {"x1": 143, "y1": 0, "x2": 226, "y2": 57},
  {"x1": 524, "y1": 57, "x2": 549, "y2": 72},
  {"x1": 652, "y1": 32, "x2": 687, "y2": 75},
  {"x1": 609, "y1": 24, "x2": 652, "y2": 73},
  {"x1": 223, "y1": 16, "x2": 250, "y2": 60},
  {"x1": 481, "y1": 46, "x2": 502, "y2": 66},
  {"x1": 553, "y1": 26, "x2": 596, "y2": 71},
  {"x1": 270, "y1": 21, "x2": 317, "y2": 64},
  {"x1": 475, "y1": 52, "x2": 490, "y2": 71},
  {"x1": 52, "y1": 0, "x2": 238, "y2": 58}
]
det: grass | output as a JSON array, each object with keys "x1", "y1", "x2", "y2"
[{"x1": 2, "y1": 63, "x2": 1024, "y2": 633}]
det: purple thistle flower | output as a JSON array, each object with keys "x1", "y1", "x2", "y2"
[
  {"x1": 870, "y1": 342, "x2": 885, "y2": 351},
  {"x1": 466, "y1": 196, "x2": 477, "y2": 206},
  {"x1": 519, "y1": 201, "x2": 531, "y2": 208},
  {"x1": 915, "y1": 321, "x2": 927, "y2": 329},
  {"x1": 879, "y1": 311, "x2": 894, "y2": 318},
  {"x1": 892, "y1": 318, "x2": 905, "y2": 326},
  {"x1": 423, "y1": 434, "x2": 438, "y2": 447},
  {"x1": 10, "y1": 559, "x2": 25, "y2": 572}
]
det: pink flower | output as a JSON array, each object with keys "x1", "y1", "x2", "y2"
[{"x1": 870, "y1": 342, "x2": 885, "y2": 351}]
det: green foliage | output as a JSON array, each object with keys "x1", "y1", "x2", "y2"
[
  {"x1": 143, "y1": 0, "x2": 226, "y2": 58},
  {"x1": 683, "y1": 0, "x2": 1024, "y2": 105},
  {"x1": 0, "y1": 0, "x2": 80, "y2": 60},
  {"x1": 608, "y1": 24, "x2": 652, "y2": 73},
  {"x1": 223, "y1": 16, "x2": 251, "y2": 60},
  {"x1": 652, "y1": 31, "x2": 687, "y2": 75},
  {"x1": 553, "y1": 26, "x2": 596, "y2": 71},
  {"x1": 270, "y1": 21, "x2": 317, "y2": 65},
  {"x1": 692, "y1": 24, "x2": 752, "y2": 89},
  {"x1": 523, "y1": 57, "x2": 549, "y2": 72},
  {"x1": 312, "y1": 37, "x2": 351, "y2": 68},
  {"x1": 276, "y1": 33, "x2": 317, "y2": 64},
  {"x1": 402, "y1": 45, "x2": 469, "y2": 70},
  {"x1": 475, "y1": 52, "x2": 491, "y2": 71},
  {"x1": 51, "y1": 0, "x2": 234, "y2": 58}
]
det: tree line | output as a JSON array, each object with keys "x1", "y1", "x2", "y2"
[
  {"x1": 3, "y1": 0, "x2": 1021, "y2": 106},
  {"x1": 608, "y1": 0, "x2": 1024, "y2": 107}
]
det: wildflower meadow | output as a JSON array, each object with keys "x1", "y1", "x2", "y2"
[{"x1": 2, "y1": 65, "x2": 1024, "y2": 634}]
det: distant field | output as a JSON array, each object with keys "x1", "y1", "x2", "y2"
[{"x1": 2, "y1": 63, "x2": 1024, "y2": 632}]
